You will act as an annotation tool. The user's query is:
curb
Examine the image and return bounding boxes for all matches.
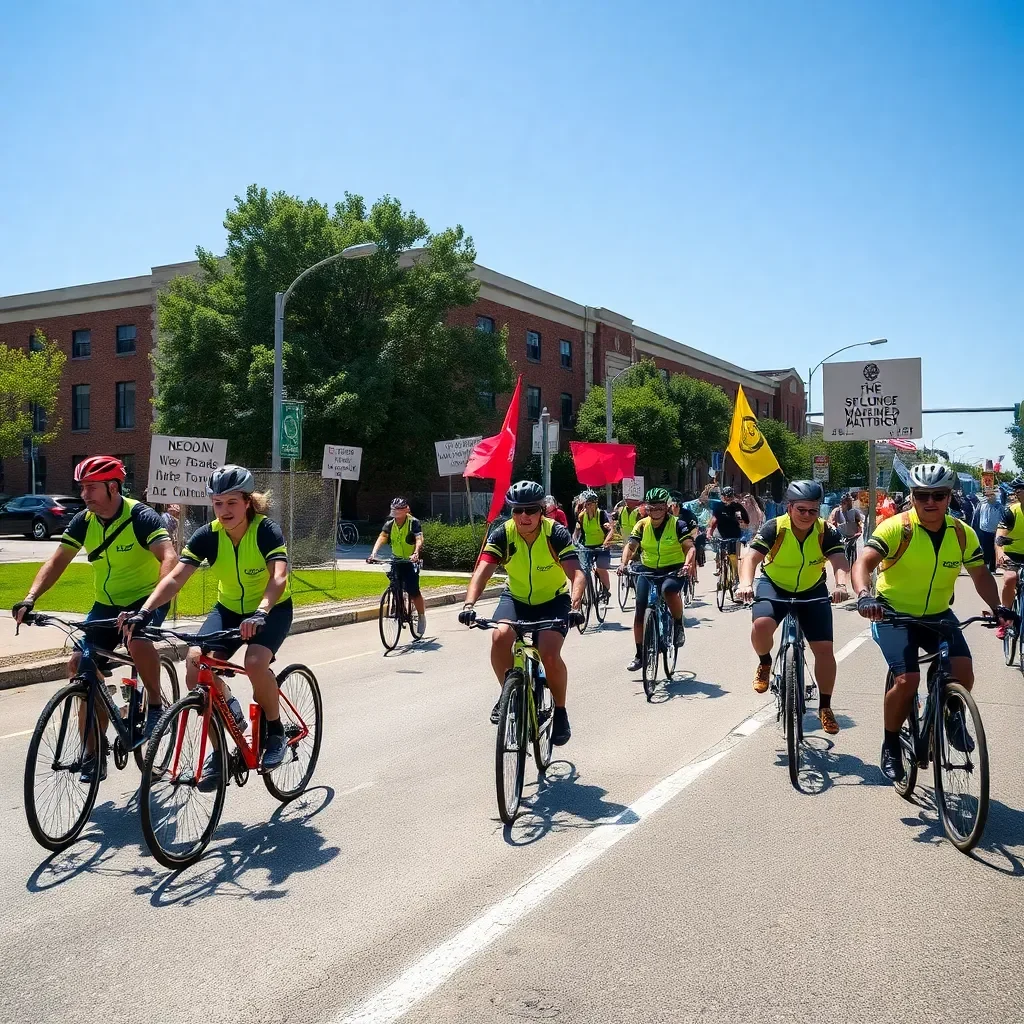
[0,584,499,691]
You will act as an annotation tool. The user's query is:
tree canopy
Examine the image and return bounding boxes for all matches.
[0,331,65,460]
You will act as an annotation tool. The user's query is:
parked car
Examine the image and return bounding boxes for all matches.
[0,494,86,539]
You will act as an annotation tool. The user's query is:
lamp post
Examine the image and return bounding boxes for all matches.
[605,361,636,508]
[951,444,974,461]
[805,338,888,433]
[928,430,962,456]
[271,242,379,471]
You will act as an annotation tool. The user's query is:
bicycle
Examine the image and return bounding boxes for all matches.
[18,612,179,852]
[694,528,707,568]
[616,559,635,612]
[337,519,360,550]
[630,566,685,701]
[998,564,1024,674]
[470,617,560,824]
[882,612,995,852]
[575,545,609,632]
[138,625,322,868]
[679,563,695,607]
[843,535,860,566]
[716,541,738,612]
[369,557,423,651]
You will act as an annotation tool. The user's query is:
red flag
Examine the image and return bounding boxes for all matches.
[464,376,523,521]
[569,442,636,486]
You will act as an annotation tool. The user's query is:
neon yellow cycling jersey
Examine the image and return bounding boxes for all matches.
[998,502,1024,556]
[630,515,689,569]
[483,517,576,605]
[578,510,608,546]
[752,514,844,593]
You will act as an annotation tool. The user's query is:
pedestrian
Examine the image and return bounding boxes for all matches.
[972,489,1004,572]
[544,494,568,527]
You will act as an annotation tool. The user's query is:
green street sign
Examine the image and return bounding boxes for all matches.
[278,401,304,460]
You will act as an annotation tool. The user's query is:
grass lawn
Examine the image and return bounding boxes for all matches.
[1,563,470,617]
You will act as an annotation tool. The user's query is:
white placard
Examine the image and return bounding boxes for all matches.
[147,434,228,507]
[822,357,922,442]
[531,422,559,455]
[812,454,829,483]
[321,444,362,481]
[434,436,483,477]
[622,476,645,501]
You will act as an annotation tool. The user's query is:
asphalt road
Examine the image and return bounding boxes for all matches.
[1,571,1021,1024]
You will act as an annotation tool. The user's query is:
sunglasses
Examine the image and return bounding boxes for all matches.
[912,490,951,503]
[791,504,820,516]
[511,505,542,516]
[647,502,668,511]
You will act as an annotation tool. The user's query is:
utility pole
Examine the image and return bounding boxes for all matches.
[540,407,551,494]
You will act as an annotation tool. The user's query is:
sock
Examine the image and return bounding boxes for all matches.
[674,616,683,627]
[883,728,900,750]
[758,653,772,667]
[266,717,284,737]
[635,643,643,657]
[819,692,832,710]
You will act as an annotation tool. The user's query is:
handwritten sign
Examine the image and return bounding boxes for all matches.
[434,436,483,477]
[823,358,922,442]
[147,434,228,507]
[321,444,362,481]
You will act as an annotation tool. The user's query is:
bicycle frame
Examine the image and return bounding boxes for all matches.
[630,568,678,646]
[773,610,809,724]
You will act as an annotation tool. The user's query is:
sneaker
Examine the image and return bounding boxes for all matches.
[627,655,643,672]
[753,663,771,694]
[880,743,905,783]
[490,700,501,725]
[261,731,291,771]
[819,707,840,735]
[551,707,571,746]
[600,589,611,605]
[197,752,222,793]
[79,752,107,784]
[944,706,975,754]
[674,621,685,647]
[415,615,426,638]
[226,695,247,732]
[144,706,164,740]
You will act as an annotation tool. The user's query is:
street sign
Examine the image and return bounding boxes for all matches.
[532,421,559,456]
[711,451,723,471]
[812,454,829,483]
[981,472,995,491]
[622,476,645,501]
[147,434,228,506]
[321,444,362,481]
[822,358,922,442]
[22,437,34,463]
[434,436,483,477]
[278,401,304,460]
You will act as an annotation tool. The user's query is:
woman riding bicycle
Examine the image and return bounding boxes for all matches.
[368,497,427,638]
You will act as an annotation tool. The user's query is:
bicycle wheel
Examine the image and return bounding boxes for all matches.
[263,664,323,801]
[885,674,920,799]
[617,571,632,612]
[141,693,227,869]
[338,521,359,550]
[642,608,660,701]
[784,647,804,788]
[532,672,554,772]
[932,682,989,852]
[495,671,527,824]
[133,655,181,771]
[378,587,402,650]
[576,584,591,634]
[593,573,608,624]
[1004,620,1018,668]
[716,574,726,612]
[662,611,678,680]
[24,681,102,851]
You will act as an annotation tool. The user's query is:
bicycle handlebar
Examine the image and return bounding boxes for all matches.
[471,617,567,634]
[880,612,999,634]
[138,625,244,647]
[17,611,121,635]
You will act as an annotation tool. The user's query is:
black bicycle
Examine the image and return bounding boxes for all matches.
[18,612,179,852]
[694,528,707,568]
[679,564,695,607]
[337,519,360,550]
[574,545,609,632]
[998,562,1024,674]
[883,612,995,852]
[471,618,559,824]
[715,540,738,612]
[617,558,635,611]
[629,566,685,701]
[369,557,422,651]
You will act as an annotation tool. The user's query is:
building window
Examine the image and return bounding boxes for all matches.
[526,385,541,421]
[28,332,44,353]
[764,400,771,418]
[476,315,495,334]
[31,403,47,432]
[753,398,759,417]
[72,385,90,431]
[72,329,91,358]
[115,381,136,429]
[33,455,46,493]
[526,330,541,363]
[116,324,137,355]
[659,368,669,384]
[71,454,86,480]
[478,390,496,410]
[560,393,573,428]
[117,454,136,494]
[559,339,572,369]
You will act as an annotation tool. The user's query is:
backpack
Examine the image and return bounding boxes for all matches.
[880,512,966,571]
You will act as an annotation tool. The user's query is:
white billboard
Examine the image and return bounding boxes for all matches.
[147,434,228,507]
[822,357,922,442]
[321,444,362,481]
[434,436,483,477]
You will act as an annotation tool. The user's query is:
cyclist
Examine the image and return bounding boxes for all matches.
[12,456,175,781]
[459,481,585,745]
[736,480,851,735]
[828,492,865,565]
[615,498,643,543]
[682,485,714,568]
[124,465,294,782]
[368,497,426,638]
[852,463,1011,782]
[995,477,1024,639]
[572,491,613,604]
[708,485,748,580]
[618,487,697,672]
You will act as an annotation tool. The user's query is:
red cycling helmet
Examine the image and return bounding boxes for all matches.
[74,455,126,483]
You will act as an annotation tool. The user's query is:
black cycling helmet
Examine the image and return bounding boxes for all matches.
[1009,477,1024,491]
[505,480,545,507]
[721,485,734,497]
[390,496,410,510]
[785,480,824,503]
[645,487,671,504]
[208,464,255,496]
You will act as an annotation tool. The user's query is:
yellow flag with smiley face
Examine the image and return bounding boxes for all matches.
[727,386,781,483]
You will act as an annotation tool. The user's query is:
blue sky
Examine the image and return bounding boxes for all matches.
[2,1,1021,468]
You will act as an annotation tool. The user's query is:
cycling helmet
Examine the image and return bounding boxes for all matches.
[721,486,734,497]
[207,464,255,496]
[582,490,598,503]
[505,480,545,506]
[390,497,410,510]
[74,455,126,484]
[645,487,671,504]
[785,480,824,503]
[1009,477,1024,491]
[907,462,957,491]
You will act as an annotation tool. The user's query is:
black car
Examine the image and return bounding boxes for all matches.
[0,494,86,539]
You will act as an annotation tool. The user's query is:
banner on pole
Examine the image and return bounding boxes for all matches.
[435,436,483,477]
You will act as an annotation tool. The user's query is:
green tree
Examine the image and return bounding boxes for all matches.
[0,331,65,459]
[155,186,514,488]
[667,374,732,473]
[801,434,869,490]
[1006,423,1024,475]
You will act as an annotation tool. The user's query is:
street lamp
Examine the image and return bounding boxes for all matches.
[271,242,380,470]
[604,361,637,507]
[951,444,974,460]
[805,338,887,431]
[929,430,963,455]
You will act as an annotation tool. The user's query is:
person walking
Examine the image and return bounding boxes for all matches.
[973,489,1004,573]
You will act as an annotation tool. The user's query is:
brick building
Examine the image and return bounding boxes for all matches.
[0,257,804,506]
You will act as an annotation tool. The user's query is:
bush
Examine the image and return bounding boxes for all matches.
[422,519,487,571]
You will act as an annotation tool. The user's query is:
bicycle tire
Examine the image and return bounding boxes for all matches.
[576,584,591,634]
[662,619,678,679]
[141,692,227,869]
[532,671,554,772]
[495,671,527,824]
[1004,621,1018,668]
[593,572,608,624]
[378,587,402,650]
[617,572,632,612]
[932,682,989,852]
[784,647,803,789]
[716,574,726,612]
[885,674,920,800]
[24,681,101,851]
[338,521,360,550]
[133,655,181,771]
[642,608,660,701]
[263,664,323,801]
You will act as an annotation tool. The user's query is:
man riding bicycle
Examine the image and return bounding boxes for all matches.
[12,455,176,781]
[995,477,1024,640]
[852,463,1011,782]
[708,485,749,580]
[736,480,851,735]
[618,487,697,672]
[368,497,426,638]
[828,491,865,565]
[572,491,613,604]
[460,481,585,746]
[125,465,295,784]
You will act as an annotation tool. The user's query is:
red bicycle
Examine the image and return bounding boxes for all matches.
[138,626,322,868]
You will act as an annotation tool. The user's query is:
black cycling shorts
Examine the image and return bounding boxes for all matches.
[750,578,833,643]
[197,599,294,658]
[83,598,169,670]
[492,592,571,638]
[634,569,684,615]
[390,561,421,599]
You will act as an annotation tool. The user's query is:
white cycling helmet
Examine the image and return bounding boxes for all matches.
[908,462,957,490]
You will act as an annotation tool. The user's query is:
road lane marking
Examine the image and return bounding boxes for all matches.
[0,729,32,741]
[338,782,374,797]
[309,651,374,669]
[835,629,871,662]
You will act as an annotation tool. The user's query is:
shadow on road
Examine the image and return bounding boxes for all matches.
[384,638,443,658]
[502,761,636,847]
[773,715,891,796]
[649,670,727,704]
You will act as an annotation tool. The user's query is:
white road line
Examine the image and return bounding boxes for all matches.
[338,781,374,798]
[335,710,771,1024]
[0,729,32,741]
[835,629,872,663]
[309,651,374,669]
